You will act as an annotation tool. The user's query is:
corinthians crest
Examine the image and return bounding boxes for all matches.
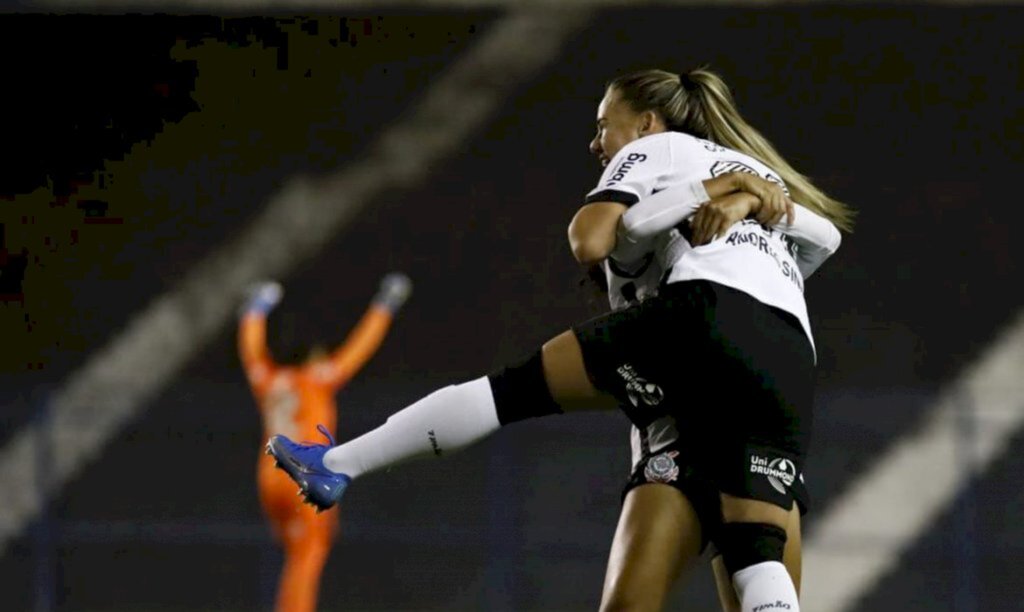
[644,450,681,484]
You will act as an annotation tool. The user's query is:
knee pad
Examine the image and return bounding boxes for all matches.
[714,522,787,576]
[488,350,563,425]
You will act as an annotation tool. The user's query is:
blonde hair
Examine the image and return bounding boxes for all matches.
[608,67,856,233]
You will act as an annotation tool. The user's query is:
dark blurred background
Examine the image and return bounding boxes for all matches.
[1,5,1021,611]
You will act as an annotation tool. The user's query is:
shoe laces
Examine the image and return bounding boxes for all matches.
[316,423,336,446]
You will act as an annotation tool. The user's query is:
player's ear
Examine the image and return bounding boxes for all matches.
[638,110,658,136]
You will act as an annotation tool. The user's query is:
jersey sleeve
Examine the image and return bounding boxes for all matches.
[585,134,675,206]
[774,204,842,278]
[620,180,710,241]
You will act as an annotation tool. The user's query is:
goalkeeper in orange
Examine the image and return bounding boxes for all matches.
[238,273,412,612]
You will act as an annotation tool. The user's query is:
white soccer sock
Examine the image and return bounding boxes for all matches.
[732,561,800,612]
[322,376,501,479]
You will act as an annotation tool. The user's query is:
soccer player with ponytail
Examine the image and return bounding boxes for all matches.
[581,67,851,612]
[266,67,853,612]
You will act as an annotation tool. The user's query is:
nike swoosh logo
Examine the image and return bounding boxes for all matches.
[287,455,316,474]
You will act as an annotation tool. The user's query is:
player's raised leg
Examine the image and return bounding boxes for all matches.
[266,329,619,510]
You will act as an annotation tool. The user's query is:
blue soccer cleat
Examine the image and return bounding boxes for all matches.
[266,424,351,513]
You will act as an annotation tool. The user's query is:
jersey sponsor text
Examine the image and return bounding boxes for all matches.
[605,152,648,186]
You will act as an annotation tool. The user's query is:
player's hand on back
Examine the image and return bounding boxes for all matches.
[731,172,795,227]
[690,192,760,246]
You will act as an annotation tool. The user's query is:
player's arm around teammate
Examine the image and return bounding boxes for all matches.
[569,168,838,270]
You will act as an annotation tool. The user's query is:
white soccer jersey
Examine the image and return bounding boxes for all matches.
[586,132,825,352]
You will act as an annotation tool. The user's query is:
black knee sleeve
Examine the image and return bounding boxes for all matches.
[488,350,563,425]
[714,522,787,576]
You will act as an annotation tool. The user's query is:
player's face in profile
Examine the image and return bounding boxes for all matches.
[589,87,644,168]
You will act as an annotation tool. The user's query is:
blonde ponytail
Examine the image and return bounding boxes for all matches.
[609,67,856,232]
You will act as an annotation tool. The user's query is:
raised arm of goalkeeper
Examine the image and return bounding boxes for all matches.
[238,273,413,392]
[321,272,413,389]
[239,281,284,395]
